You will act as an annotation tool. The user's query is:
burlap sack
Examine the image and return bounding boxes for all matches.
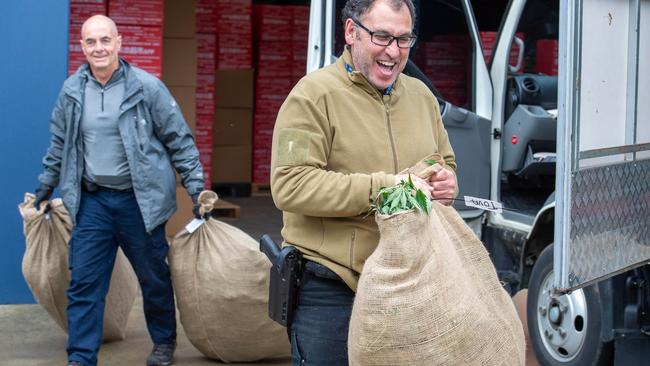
[169,191,290,362]
[19,193,138,342]
[348,157,526,366]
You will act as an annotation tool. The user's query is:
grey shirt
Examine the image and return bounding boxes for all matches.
[81,67,132,189]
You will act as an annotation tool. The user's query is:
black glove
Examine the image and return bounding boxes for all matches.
[34,184,54,211]
[191,193,211,220]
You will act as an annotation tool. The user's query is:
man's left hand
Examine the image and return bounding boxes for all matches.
[191,193,211,220]
[429,168,456,206]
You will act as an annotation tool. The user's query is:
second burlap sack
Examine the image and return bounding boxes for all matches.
[348,157,525,366]
[169,191,290,362]
[18,193,138,342]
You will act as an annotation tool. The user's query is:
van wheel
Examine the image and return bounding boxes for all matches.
[527,244,612,365]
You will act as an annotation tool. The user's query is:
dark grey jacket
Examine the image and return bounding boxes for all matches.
[39,59,204,232]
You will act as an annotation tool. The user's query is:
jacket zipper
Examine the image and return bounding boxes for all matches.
[349,229,356,268]
[384,97,398,173]
[101,87,105,112]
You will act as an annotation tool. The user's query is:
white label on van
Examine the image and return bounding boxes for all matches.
[464,196,503,213]
[185,218,204,233]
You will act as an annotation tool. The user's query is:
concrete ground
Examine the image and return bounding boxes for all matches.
[0,196,288,366]
[1,196,538,365]
[0,297,291,366]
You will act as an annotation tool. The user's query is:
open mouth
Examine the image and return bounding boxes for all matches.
[376,60,396,75]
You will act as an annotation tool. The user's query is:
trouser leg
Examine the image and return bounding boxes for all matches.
[113,191,176,345]
[290,270,355,366]
[66,191,118,366]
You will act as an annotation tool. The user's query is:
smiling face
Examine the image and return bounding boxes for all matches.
[80,15,122,75]
[345,0,413,92]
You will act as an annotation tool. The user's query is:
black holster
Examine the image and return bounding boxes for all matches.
[259,234,303,328]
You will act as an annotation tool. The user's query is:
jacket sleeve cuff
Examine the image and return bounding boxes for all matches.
[369,172,395,202]
[185,183,204,196]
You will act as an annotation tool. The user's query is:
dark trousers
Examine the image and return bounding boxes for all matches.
[66,190,176,366]
[290,262,355,366]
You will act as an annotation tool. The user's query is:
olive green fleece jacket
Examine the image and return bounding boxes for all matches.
[270,48,456,291]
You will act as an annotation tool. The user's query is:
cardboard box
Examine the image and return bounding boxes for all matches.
[214,108,253,145]
[162,38,197,86]
[211,145,252,183]
[109,0,164,26]
[168,86,196,132]
[291,5,310,42]
[253,4,292,42]
[70,0,107,24]
[166,184,194,237]
[217,47,253,69]
[119,25,163,78]
[214,69,254,108]
[195,0,219,33]
[163,0,196,38]
[197,34,216,74]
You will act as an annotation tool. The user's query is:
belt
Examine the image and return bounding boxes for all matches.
[82,180,133,193]
[303,260,343,282]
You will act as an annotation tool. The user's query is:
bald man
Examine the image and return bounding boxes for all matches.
[34,15,204,366]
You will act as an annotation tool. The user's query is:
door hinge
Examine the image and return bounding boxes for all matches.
[493,128,502,139]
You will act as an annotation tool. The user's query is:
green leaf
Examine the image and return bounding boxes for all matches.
[425,159,437,166]
[407,193,419,208]
[415,189,431,215]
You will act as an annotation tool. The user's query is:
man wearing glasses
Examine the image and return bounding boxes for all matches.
[271,0,457,364]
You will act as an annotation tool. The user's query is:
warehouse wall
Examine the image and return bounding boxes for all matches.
[0,1,69,303]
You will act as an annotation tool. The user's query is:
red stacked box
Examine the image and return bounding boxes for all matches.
[200,1,253,187]
[535,39,558,75]
[291,5,310,84]
[217,0,253,69]
[480,31,525,72]
[195,0,219,34]
[108,0,164,27]
[292,41,308,84]
[197,33,216,75]
[195,0,218,181]
[108,0,163,78]
[292,5,310,42]
[68,0,108,75]
[253,38,293,184]
[418,35,469,107]
[70,0,106,24]
[253,4,292,42]
[68,24,87,75]
[196,73,215,116]
[256,41,292,78]
[252,126,273,184]
[119,25,163,78]
[254,77,292,129]
[195,114,214,188]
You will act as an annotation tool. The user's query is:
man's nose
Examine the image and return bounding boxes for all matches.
[384,40,400,58]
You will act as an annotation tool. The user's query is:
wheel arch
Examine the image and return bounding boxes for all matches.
[520,203,555,289]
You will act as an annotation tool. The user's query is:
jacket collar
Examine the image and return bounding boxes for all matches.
[337,46,403,100]
[64,58,143,105]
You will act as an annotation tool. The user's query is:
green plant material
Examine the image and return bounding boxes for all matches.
[425,159,438,166]
[371,175,432,215]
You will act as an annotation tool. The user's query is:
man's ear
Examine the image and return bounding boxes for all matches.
[116,34,122,51]
[344,18,356,46]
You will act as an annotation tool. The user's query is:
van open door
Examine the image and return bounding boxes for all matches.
[555,0,650,293]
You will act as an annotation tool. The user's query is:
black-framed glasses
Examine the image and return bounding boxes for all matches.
[351,17,416,49]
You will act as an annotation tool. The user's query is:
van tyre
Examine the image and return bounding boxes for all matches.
[527,244,612,366]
